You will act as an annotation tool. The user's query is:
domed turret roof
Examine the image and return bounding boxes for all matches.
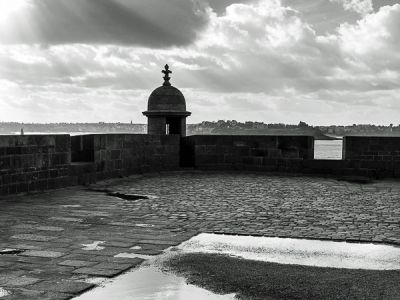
[147,85,186,111]
[143,65,191,117]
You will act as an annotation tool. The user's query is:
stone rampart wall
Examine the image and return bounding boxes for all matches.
[343,136,400,177]
[0,135,71,195]
[71,134,180,182]
[181,135,314,171]
[3,134,400,196]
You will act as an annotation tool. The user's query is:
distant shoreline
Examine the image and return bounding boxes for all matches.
[1,121,399,139]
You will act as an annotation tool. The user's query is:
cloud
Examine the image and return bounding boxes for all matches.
[337,4,400,55]
[330,0,373,15]
[187,0,345,94]
[0,0,209,47]
[1,0,400,125]
[282,0,361,35]
[324,3,400,93]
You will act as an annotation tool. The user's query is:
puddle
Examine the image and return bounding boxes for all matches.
[0,288,10,297]
[74,234,400,300]
[61,205,82,208]
[89,189,150,201]
[108,192,148,201]
[73,265,235,300]
[82,241,105,251]
[0,248,25,255]
[178,234,400,270]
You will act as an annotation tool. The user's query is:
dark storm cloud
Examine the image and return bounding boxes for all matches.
[206,0,253,14]
[374,0,400,9]
[1,0,209,47]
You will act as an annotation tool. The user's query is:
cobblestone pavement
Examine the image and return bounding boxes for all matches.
[0,171,400,299]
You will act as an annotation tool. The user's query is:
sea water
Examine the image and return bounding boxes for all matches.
[314,139,343,160]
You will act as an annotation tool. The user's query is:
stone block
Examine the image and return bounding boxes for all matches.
[16,183,29,193]
[92,262,133,270]
[72,267,126,278]
[20,250,64,258]
[11,235,56,242]
[36,226,64,232]
[3,276,41,287]
[30,280,94,294]
[58,260,96,267]
[110,150,121,160]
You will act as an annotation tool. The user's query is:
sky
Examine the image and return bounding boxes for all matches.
[0,0,399,125]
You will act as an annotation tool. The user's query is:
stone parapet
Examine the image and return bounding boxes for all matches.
[0,135,71,195]
[3,134,400,196]
[181,135,314,170]
[71,134,180,181]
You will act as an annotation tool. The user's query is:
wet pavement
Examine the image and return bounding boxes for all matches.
[72,232,400,299]
[0,171,400,299]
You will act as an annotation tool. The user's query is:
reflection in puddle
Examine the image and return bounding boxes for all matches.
[179,234,400,270]
[73,266,235,300]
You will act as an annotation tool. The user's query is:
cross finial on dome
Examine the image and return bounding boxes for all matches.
[162,64,172,86]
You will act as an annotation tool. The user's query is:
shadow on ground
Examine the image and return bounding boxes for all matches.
[164,253,400,300]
